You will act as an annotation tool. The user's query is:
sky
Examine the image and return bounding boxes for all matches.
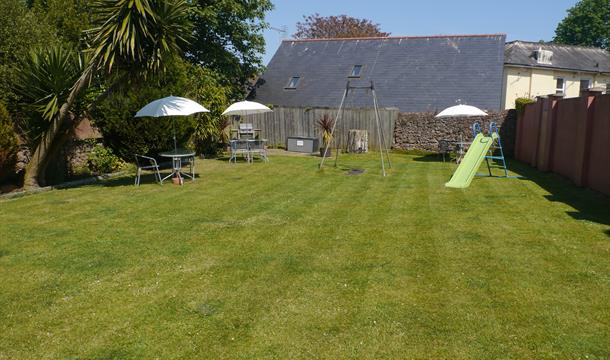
[261,0,578,65]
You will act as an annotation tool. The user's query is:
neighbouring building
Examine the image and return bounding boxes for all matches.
[502,41,610,109]
[251,35,610,112]
[250,34,507,113]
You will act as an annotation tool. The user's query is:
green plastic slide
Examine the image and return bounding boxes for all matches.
[445,133,498,189]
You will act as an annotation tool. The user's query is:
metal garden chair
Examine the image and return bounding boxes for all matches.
[229,140,250,163]
[438,140,451,162]
[183,155,196,180]
[238,123,254,139]
[134,154,162,186]
[247,139,269,163]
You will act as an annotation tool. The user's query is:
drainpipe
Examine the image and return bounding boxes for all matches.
[527,68,534,98]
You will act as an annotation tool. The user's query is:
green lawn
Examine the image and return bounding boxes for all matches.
[1,153,609,359]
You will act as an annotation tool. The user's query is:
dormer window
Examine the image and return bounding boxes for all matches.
[349,65,363,78]
[534,48,553,65]
[285,76,300,89]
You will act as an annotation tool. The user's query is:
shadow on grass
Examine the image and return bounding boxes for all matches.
[412,153,450,163]
[89,172,201,188]
[509,160,610,233]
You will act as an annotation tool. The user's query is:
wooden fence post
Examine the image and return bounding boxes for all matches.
[576,90,603,187]
[536,95,561,171]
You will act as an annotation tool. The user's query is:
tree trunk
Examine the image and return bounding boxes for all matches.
[23,67,93,189]
[347,129,368,153]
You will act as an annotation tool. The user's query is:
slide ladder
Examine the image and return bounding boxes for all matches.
[445,122,509,189]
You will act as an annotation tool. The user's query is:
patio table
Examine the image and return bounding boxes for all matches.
[229,139,268,163]
[159,149,196,185]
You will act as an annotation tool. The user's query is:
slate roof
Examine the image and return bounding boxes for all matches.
[505,41,610,74]
[250,34,507,112]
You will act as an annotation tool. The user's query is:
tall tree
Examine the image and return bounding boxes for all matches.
[30,0,93,48]
[294,14,390,39]
[187,0,273,96]
[21,0,193,188]
[554,0,610,50]
[0,0,59,105]
[14,46,85,144]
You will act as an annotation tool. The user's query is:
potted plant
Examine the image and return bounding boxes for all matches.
[317,115,334,157]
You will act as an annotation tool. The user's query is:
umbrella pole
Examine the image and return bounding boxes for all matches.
[173,118,177,152]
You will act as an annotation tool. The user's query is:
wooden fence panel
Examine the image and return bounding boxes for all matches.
[246,106,398,150]
[586,95,610,196]
[515,93,610,196]
[550,97,585,182]
[515,101,542,166]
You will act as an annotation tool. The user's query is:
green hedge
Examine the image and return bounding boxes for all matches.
[515,97,535,115]
[92,59,231,160]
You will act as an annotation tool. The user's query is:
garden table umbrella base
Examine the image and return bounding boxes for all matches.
[159,149,196,185]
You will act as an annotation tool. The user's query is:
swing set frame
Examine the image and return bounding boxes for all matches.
[319,81,392,176]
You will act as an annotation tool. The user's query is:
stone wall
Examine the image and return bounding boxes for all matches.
[42,139,100,185]
[63,139,99,177]
[393,110,517,156]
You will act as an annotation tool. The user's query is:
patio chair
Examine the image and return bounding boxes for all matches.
[229,140,250,163]
[438,140,451,162]
[134,154,162,186]
[248,139,269,163]
[183,155,196,180]
[239,123,255,139]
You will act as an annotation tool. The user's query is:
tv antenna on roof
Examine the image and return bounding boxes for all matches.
[269,25,288,39]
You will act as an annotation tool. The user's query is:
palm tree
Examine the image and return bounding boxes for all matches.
[15,46,85,143]
[22,0,192,188]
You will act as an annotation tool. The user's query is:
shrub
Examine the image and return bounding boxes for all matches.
[515,97,535,115]
[0,102,19,182]
[87,145,123,175]
[92,59,231,160]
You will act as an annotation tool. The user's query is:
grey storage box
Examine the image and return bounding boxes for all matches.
[286,136,319,153]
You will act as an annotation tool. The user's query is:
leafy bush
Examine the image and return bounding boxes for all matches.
[87,145,123,175]
[515,97,535,115]
[92,58,231,160]
[0,102,19,182]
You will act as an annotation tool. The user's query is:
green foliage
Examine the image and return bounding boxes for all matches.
[3,0,272,186]
[515,97,536,115]
[15,46,85,122]
[87,144,124,175]
[0,102,19,181]
[554,0,610,50]
[92,58,230,160]
[0,0,59,105]
[188,0,273,96]
[30,0,92,48]
[188,65,231,156]
[90,0,193,75]
[12,46,85,147]
[92,92,197,161]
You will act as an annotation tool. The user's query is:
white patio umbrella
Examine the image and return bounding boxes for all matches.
[135,96,209,151]
[435,104,487,118]
[222,100,272,116]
